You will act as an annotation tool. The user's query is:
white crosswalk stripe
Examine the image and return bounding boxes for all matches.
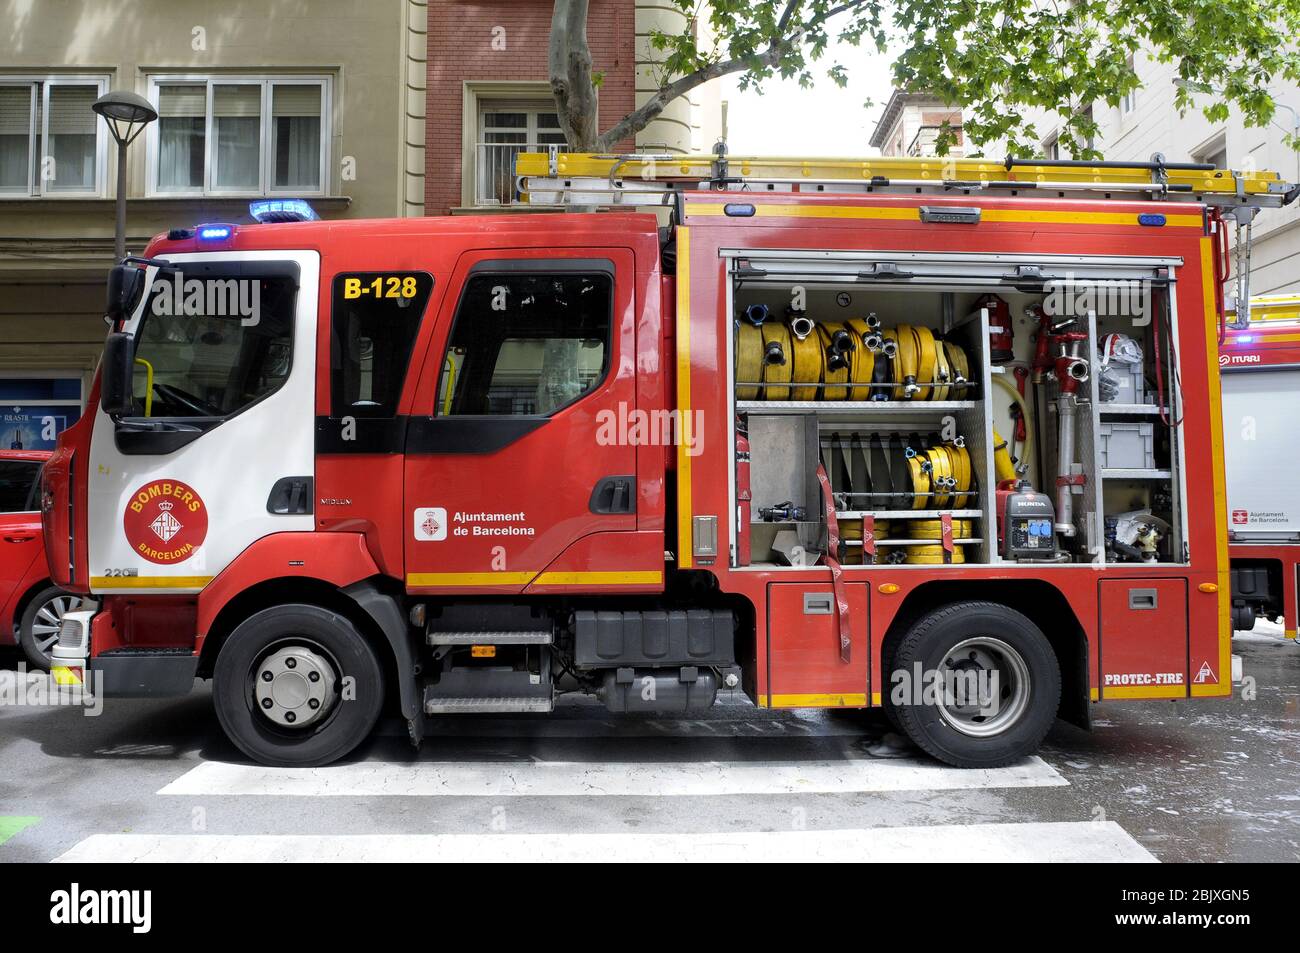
[51,702,1159,863]
[157,754,1067,798]
[53,822,1156,863]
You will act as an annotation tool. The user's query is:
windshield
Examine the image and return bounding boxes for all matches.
[129,264,299,419]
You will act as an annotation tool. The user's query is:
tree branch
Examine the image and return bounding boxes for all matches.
[594,0,872,151]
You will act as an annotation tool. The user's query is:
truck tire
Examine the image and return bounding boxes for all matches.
[888,601,1060,768]
[18,585,76,671]
[213,604,384,767]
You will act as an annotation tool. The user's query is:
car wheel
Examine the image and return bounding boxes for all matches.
[889,601,1061,768]
[213,604,385,767]
[19,586,78,671]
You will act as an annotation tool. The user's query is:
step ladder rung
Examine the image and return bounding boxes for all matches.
[423,695,554,714]
[426,630,553,646]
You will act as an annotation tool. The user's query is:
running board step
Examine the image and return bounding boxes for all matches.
[426,630,553,646]
[423,694,554,714]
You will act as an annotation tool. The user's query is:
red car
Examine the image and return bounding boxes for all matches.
[0,449,75,669]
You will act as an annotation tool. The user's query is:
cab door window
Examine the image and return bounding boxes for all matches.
[329,272,434,418]
[436,267,612,417]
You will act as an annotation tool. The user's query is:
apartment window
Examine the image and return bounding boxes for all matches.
[1194,136,1228,171]
[1043,135,1060,161]
[149,76,330,196]
[1120,56,1137,115]
[476,102,567,206]
[0,77,108,197]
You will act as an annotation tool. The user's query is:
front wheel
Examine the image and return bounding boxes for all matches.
[212,604,384,767]
[888,601,1060,768]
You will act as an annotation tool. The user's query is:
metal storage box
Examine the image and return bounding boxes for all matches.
[1098,421,1156,470]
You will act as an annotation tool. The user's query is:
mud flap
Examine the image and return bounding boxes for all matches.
[343,580,425,746]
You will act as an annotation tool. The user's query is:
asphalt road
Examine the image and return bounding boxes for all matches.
[1,623,1296,863]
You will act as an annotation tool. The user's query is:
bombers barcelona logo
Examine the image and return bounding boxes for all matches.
[123,479,209,565]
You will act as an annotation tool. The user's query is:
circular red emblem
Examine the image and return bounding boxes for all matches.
[123,479,209,565]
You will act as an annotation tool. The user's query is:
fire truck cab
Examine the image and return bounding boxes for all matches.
[41,154,1292,767]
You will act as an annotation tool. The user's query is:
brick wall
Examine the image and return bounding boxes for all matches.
[426,0,636,214]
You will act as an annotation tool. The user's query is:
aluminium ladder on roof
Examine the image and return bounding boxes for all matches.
[515,148,1297,210]
[516,147,1300,326]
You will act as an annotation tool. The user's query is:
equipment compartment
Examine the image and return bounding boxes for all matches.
[728,251,1190,569]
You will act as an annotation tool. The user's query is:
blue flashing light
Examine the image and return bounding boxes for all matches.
[1238,335,1254,343]
[1137,213,1167,227]
[249,199,321,223]
[723,203,756,217]
[197,224,234,241]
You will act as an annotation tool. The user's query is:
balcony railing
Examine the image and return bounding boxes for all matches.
[476,142,566,207]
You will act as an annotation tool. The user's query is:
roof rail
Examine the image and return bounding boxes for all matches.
[516,146,1296,211]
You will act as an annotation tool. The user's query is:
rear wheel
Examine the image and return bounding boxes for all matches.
[19,586,77,671]
[213,604,384,767]
[888,601,1060,768]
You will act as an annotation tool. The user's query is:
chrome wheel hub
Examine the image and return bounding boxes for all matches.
[254,644,337,729]
[936,636,1031,738]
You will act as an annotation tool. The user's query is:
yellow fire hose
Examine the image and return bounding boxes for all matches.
[991,372,1034,477]
[819,323,852,399]
[736,321,763,399]
[761,322,793,400]
[788,318,823,400]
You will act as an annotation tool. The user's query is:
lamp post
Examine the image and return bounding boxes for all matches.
[91,91,157,262]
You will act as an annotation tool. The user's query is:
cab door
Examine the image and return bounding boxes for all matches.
[404,250,659,595]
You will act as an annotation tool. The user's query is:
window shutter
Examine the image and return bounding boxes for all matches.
[47,85,97,135]
[213,85,261,118]
[158,85,206,118]
[272,84,321,118]
[0,85,33,136]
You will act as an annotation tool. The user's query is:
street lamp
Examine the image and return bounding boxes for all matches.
[92,91,157,262]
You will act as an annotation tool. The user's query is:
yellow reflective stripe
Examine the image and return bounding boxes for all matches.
[689,203,1202,228]
[870,691,881,706]
[1202,238,1232,687]
[676,226,694,568]
[768,692,869,708]
[91,576,213,590]
[1090,687,1100,701]
[407,572,537,587]
[533,571,662,586]
[1191,683,1231,697]
[1103,685,1188,700]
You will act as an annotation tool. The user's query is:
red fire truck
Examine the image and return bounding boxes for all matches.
[1221,295,1300,640]
[42,154,1292,767]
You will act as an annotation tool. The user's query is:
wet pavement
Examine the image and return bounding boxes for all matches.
[0,623,1296,862]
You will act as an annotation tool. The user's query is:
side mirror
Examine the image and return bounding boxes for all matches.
[105,265,146,326]
[100,332,135,417]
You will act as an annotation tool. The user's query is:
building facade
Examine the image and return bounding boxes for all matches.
[425,0,720,215]
[0,0,425,448]
[1030,53,1300,296]
[869,91,965,158]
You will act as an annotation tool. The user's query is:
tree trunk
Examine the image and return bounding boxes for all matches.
[549,0,600,151]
